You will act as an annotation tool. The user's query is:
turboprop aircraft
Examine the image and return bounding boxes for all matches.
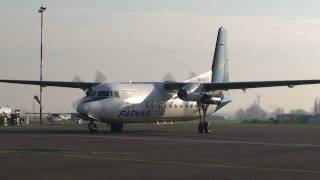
[1,27,320,133]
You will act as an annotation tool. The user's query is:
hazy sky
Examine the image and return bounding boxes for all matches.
[1,0,320,114]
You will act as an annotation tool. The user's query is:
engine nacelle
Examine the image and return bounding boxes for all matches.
[177,89,223,104]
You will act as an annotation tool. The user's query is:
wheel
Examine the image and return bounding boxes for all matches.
[89,128,94,134]
[198,122,204,133]
[118,123,123,132]
[88,122,97,134]
[203,121,210,133]
[110,123,124,132]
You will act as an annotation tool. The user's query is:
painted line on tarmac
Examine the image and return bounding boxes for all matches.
[59,153,320,174]
[51,134,320,148]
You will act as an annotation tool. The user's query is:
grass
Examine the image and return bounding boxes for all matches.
[28,119,86,126]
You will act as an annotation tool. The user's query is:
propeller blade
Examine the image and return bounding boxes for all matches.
[95,70,107,83]
[71,96,85,111]
[162,72,175,82]
[72,75,83,82]
[188,71,198,79]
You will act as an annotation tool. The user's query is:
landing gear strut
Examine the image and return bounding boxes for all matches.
[88,120,97,134]
[110,123,124,132]
[197,103,210,133]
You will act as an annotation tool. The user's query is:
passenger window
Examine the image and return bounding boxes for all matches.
[113,91,120,98]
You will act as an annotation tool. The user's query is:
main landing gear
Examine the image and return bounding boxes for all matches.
[197,103,210,133]
[88,120,97,134]
[110,123,124,132]
[88,120,124,133]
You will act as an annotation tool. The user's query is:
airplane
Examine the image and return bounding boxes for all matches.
[1,27,320,134]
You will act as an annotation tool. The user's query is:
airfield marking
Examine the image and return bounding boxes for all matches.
[1,147,319,174]
[2,132,320,148]
[51,134,320,148]
[58,154,320,174]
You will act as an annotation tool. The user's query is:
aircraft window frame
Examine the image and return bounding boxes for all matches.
[113,91,120,98]
[88,91,97,97]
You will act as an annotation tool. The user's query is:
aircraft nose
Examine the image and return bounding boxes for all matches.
[77,103,89,115]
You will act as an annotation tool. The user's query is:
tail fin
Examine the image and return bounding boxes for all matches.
[211,27,229,83]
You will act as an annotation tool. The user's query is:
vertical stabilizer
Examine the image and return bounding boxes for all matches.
[212,27,229,83]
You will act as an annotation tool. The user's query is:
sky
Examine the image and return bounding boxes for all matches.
[1,0,320,114]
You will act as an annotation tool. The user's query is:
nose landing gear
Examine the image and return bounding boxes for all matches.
[88,120,97,134]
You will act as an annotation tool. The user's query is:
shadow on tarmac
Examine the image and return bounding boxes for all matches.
[0,126,169,135]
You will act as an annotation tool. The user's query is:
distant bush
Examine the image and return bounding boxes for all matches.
[240,119,263,124]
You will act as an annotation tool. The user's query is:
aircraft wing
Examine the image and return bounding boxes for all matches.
[1,79,320,91]
[164,79,320,91]
[0,79,99,90]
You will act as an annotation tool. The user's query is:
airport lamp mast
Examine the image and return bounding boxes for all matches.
[38,5,46,124]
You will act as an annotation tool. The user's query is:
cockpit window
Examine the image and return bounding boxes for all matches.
[88,91,97,97]
[88,90,120,98]
[97,91,110,97]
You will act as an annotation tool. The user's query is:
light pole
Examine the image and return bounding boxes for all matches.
[32,97,35,119]
[38,5,46,124]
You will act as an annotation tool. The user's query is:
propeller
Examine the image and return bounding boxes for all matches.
[162,72,175,82]
[72,70,107,83]
[72,75,83,82]
[70,70,107,111]
[71,97,83,111]
[95,70,107,83]
[188,71,198,79]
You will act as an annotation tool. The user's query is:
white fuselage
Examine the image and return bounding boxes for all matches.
[77,83,220,123]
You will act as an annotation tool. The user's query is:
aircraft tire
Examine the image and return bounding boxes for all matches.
[89,128,94,134]
[118,123,124,132]
[88,122,97,134]
[198,122,204,133]
[110,123,124,132]
[203,122,210,133]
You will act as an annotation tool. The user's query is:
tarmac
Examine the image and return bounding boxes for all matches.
[1,123,320,180]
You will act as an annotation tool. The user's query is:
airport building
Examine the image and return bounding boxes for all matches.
[0,106,26,126]
[277,113,320,124]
